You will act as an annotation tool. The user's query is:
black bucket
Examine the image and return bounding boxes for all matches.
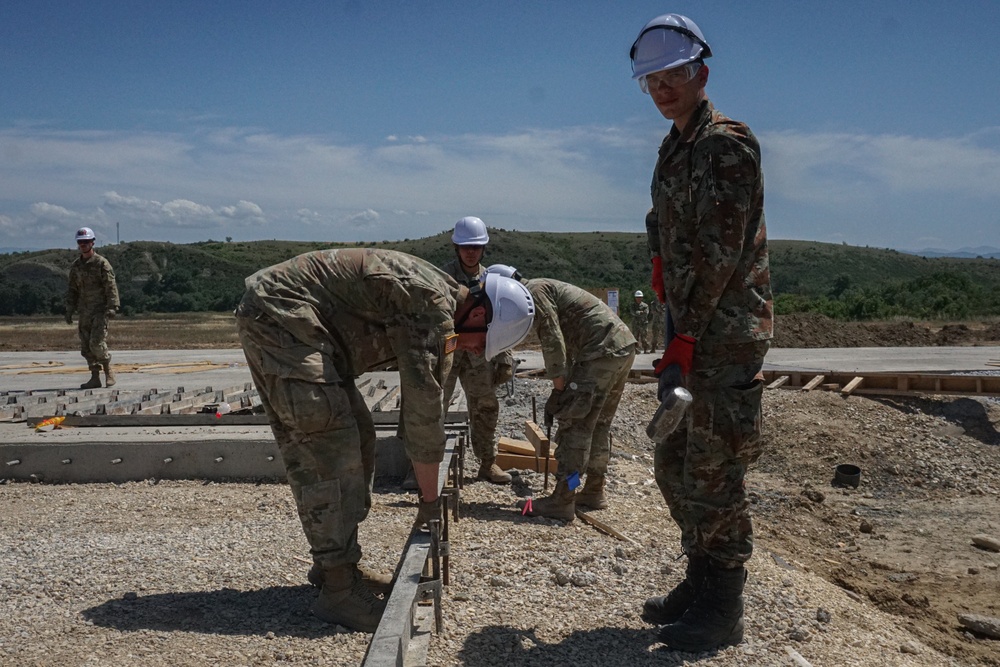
[833,463,861,488]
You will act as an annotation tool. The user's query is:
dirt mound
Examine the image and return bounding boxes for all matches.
[774,313,1000,348]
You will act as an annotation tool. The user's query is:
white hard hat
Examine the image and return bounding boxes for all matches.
[630,14,712,81]
[483,273,534,360]
[634,290,644,298]
[75,227,96,242]
[485,263,522,281]
[452,216,490,246]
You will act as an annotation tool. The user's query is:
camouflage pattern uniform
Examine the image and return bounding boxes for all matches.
[648,298,665,353]
[629,298,651,353]
[646,99,773,568]
[65,252,119,371]
[526,278,637,479]
[235,248,462,569]
[439,258,514,463]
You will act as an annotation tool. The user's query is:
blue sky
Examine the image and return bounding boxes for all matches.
[2,0,998,252]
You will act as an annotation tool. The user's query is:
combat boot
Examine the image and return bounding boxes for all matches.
[642,554,708,625]
[574,474,608,510]
[102,361,116,387]
[311,564,387,632]
[516,478,576,521]
[308,562,394,595]
[658,562,746,651]
[477,458,512,484]
[81,366,102,389]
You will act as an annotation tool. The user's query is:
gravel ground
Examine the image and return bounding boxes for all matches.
[3,376,997,666]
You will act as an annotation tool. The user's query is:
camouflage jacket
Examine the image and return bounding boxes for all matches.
[66,252,119,314]
[440,258,513,369]
[525,278,636,379]
[645,99,773,354]
[244,248,466,460]
[648,298,665,332]
[630,300,650,327]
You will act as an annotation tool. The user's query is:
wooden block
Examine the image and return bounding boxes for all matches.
[496,452,556,474]
[841,376,864,396]
[525,420,550,453]
[802,375,826,391]
[498,436,535,456]
[766,375,789,390]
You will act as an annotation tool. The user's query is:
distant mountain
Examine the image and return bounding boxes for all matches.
[903,246,1000,259]
[5,235,1000,318]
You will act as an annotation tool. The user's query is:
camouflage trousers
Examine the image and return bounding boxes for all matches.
[553,347,636,479]
[442,349,499,461]
[78,307,111,368]
[630,322,649,354]
[649,315,663,352]
[654,343,768,568]
[237,310,374,570]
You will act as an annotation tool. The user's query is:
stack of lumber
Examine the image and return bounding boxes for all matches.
[494,420,556,473]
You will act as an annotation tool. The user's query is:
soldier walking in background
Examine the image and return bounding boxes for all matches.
[631,13,773,652]
[487,265,636,521]
[65,227,119,389]
[648,296,665,353]
[438,217,516,484]
[630,290,651,353]
[235,248,533,632]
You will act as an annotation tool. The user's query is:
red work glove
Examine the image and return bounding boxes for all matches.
[654,333,696,378]
[650,256,666,304]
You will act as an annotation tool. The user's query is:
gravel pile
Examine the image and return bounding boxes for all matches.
[3,376,991,666]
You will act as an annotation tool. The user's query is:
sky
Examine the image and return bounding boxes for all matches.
[2,0,999,253]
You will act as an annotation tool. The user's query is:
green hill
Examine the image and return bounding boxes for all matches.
[3,233,1000,320]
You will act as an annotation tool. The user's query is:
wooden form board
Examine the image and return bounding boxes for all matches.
[761,370,1000,398]
[495,452,556,474]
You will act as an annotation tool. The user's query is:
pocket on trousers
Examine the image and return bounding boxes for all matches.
[557,381,596,420]
[272,380,351,435]
[713,379,764,464]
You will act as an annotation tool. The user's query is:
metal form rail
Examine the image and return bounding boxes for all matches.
[362,430,464,667]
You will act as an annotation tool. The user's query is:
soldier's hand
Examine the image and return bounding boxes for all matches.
[105,309,117,319]
[64,313,73,325]
[492,362,513,386]
[415,497,442,527]
[544,388,564,425]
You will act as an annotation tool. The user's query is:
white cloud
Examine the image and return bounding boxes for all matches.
[1,122,998,250]
[344,208,380,228]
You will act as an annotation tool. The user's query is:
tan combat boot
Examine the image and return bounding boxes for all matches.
[308,562,394,595]
[311,564,387,632]
[517,478,576,521]
[575,474,608,510]
[81,366,102,389]
[477,458,512,485]
[102,361,116,387]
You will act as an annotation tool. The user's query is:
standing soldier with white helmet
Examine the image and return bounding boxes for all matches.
[235,248,534,632]
[437,217,516,484]
[65,227,120,389]
[629,290,650,353]
[631,13,773,652]
[648,296,665,353]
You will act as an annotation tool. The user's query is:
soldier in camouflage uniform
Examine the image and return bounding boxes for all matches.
[439,217,515,484]
[65,227,120,389]
[648,296,665,353]
[631,14,773,651]
[629,290,651,353]
[235,248,533,633]
[487,267,636,521]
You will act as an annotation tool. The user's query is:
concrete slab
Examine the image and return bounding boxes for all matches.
[6,346,995,397]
